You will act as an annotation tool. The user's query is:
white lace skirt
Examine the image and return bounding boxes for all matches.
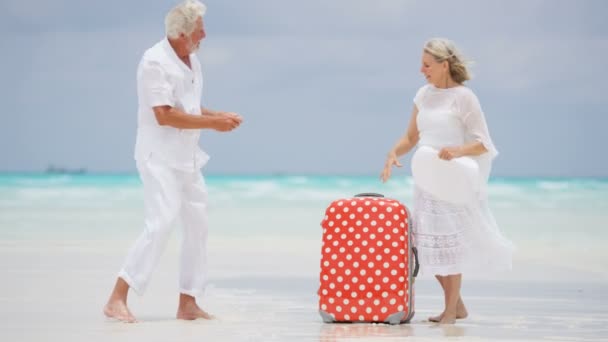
[412,186,513,276]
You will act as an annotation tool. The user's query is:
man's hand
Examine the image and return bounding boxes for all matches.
[213,114,242,132]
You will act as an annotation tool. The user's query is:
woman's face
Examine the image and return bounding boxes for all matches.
[420,52,448,87]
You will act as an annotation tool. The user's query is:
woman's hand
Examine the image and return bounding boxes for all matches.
[437,146,464,160]
[380,153,402,183]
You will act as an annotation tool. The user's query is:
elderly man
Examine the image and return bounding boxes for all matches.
[103,0,242,322]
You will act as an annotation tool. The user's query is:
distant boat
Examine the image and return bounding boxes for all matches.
[45,165,87,175]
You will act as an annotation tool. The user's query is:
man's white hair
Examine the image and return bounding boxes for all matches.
[165,0,207,39]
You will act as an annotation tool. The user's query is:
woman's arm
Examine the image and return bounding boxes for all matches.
[381,106,420,182]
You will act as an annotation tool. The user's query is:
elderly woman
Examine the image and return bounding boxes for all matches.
[381,38,513,324]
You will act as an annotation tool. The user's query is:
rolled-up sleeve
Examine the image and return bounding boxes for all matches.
[139,60,175,107]
[462,91,498,159]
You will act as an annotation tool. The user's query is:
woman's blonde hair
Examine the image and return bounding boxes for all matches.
[424,38,471,84]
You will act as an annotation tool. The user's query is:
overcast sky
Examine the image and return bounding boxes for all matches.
[1,0,606,177]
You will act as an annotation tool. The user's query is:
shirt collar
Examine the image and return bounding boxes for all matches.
[161,37,193,73]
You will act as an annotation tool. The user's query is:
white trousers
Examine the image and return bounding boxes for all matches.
[118,156,209,297]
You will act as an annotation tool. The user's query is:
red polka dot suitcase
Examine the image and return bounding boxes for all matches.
[318,193,419,324]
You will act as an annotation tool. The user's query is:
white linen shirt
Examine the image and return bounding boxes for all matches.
[134,37,209,171]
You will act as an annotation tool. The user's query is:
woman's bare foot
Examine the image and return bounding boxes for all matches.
[429,300,468,322]
[438,311,457,324]
[176,294,214,320]
[103,300,137,323]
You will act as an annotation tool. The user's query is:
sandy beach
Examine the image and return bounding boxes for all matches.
[1,237,607,342]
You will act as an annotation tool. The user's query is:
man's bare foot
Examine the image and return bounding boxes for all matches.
[177,295,214,320]
[429,301,468,322]
[103,300,137,323]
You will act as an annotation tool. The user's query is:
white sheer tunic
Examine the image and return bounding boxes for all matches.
[411,84,513,276]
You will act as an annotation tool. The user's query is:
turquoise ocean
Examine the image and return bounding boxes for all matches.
[1,173,608,281]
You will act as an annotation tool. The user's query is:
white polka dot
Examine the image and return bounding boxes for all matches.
[383,262,390,268]
[323,261,329,267]
[337,276,343,282]
[328,221,334,227]
[355,234,361,239]
[398,305,404,311]
[366,307,372,313]
[390,298,397,305]
[400,249,405,254]
[360,269,366,276]
[372,207,378,212]
[353,262,360,268]
[379,214,385,220]
[351,292,358,298]
[400,236,405,241]
[352,277,359,283]
[327,234,333,240]
[399,262,406,268]
[390,284,397,290]
[364,214,370,219]
[384,248,391,254]
[336,214,342,219]
[343,298,350,305]
[369,247,376,253]
[377,241,383,247]
[367,262,374,268]
[398,290,405,296]
[322,289,328,295]
[329,298,335,304]
[392,256,398,262]
[361,255,367,261]
[391,269,398,276]
[338,201,344,206]
[333,241,339,247]
[344,314,350,320]
[374,285,381,291]
[321,304,327,310]
[354,247,361,253]
[382,292,389,298]
[385,234,391,240]
[345,269,351,275]
[359,315,365,321]
[371,221,377,226]
[370,234,376,240]
[351,201,357,206]
[330,268,336,275]
[329,283,336,289]
[356,220,362,226]
[367,292,373,298]
[399,277,405,282]
[359,284,366,291]
[392,242,399,247]
[351,307,357,313]
[386,221,392,227]
[375,255,382,261]
[373,315,379,321]
[342,221,348,226]
[347,240,354,246]
[381,307,388,313]
[346,254,353,260]
[336,306,342,312]
[323,275,329,281]
[365,201,371,206]
[400,223,405,228]
[338,261,344,268]
[387,207,393,212]
[339,247,345,253]
[363,227,369,233]
[337,291,342,297]
[330,208,336,213]
[367,277,374,283]
[362,240,369,246]
[375,270,382,276]
[331,254,338,260]
[374,299,380,306]
[383,277,389,283]
[343,207,350,213]
[344,284,351,290]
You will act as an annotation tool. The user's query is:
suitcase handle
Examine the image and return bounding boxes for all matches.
[412,247,420,277]
[354,193,384,197]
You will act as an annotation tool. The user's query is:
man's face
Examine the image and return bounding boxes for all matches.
[185,17,206,53]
